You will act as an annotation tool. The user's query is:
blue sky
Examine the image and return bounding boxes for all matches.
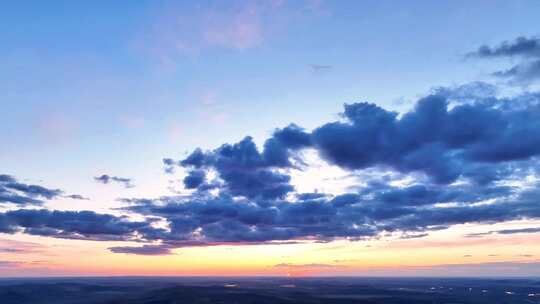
[2,1,540,276]
[3,1,540,187]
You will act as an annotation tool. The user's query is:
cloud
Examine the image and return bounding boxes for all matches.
[162,158,177,174]
[4,82,540,253]
[0,209,158,241]
[140,0,331,69]
[310,96,539,183]
[467,227,540,237]
[494,60,540,82]
[467,36,540,59]
[201,3,263,50]
[0,261,24,268]
[99,84,539,249]
[34,113,79,143]
[178,136,298,199]
[309,64,333,74]
[94,174,134,188]
[497,227,540,235]
[143,1,271,62]
[467,36,540,83]
[399,233,429,239]
[63,194,90,200]
[168,124,311,200]
[121,194,374,246]
[116,182,540,248]
[170,86,540,189]
[108,244,173,256]
[0,175,16,183]
[0,239,45,254]
[0,174,63,206]
[183,170,206,189]
[3,181,61,199]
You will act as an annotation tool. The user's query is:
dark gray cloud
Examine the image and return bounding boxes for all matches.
[497,227,540,235]
[3,183,61,199]
[4,81,540,255]
[467,36,540,59]
[64,194,90,200]
[467,226,540,238]
[162,158,177,173]
[178,137,296,199]
[0,192,42,206]
[127,85,540,250]
[310,95,540,183]
[0,174,64,206]
[170,87,540,189]
[0,209,158,241]
[0,174,88,206]
[183,170,206,189]
[467,36,540,83]
[122,195,362,246]
[109,244,173,255]
[115,181,540,250]
[94,174,134,188]
[0,175,16,183]
[494,59,540,82]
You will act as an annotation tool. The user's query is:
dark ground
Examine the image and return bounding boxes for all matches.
[0,276,539,303]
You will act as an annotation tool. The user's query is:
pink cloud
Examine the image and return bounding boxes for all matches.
[195,90,230,125]
[202,5,263,50]
[35,113,78,143]
[138,0,330,64]
[119,115,145,129]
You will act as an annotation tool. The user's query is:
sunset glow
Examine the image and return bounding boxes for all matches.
[2,1,540,281]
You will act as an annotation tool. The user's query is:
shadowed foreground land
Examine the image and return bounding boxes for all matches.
[0,277,540,303]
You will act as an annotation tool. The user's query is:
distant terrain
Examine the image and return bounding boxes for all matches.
[0,277,539,303]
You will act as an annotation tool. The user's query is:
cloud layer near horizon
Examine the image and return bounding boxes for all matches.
[111,82,540,254]
[3,82,540,255]
[2,37,540,256]
[8,83,540,256]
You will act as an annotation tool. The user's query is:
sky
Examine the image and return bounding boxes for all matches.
[2,0,540,277]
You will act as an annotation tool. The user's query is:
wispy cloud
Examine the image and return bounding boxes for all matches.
[109,244,174,256]
[466,36,540,84]
[63,194,90,200]
[0,261,24,268]
[0,174,66,206]
[3,81,540,254]
[0,239,45,254]
[94,174,134,188]
[138,0,330,65]
[34,112,79,144]
[309,64,333,74]
[466,227,540,238]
